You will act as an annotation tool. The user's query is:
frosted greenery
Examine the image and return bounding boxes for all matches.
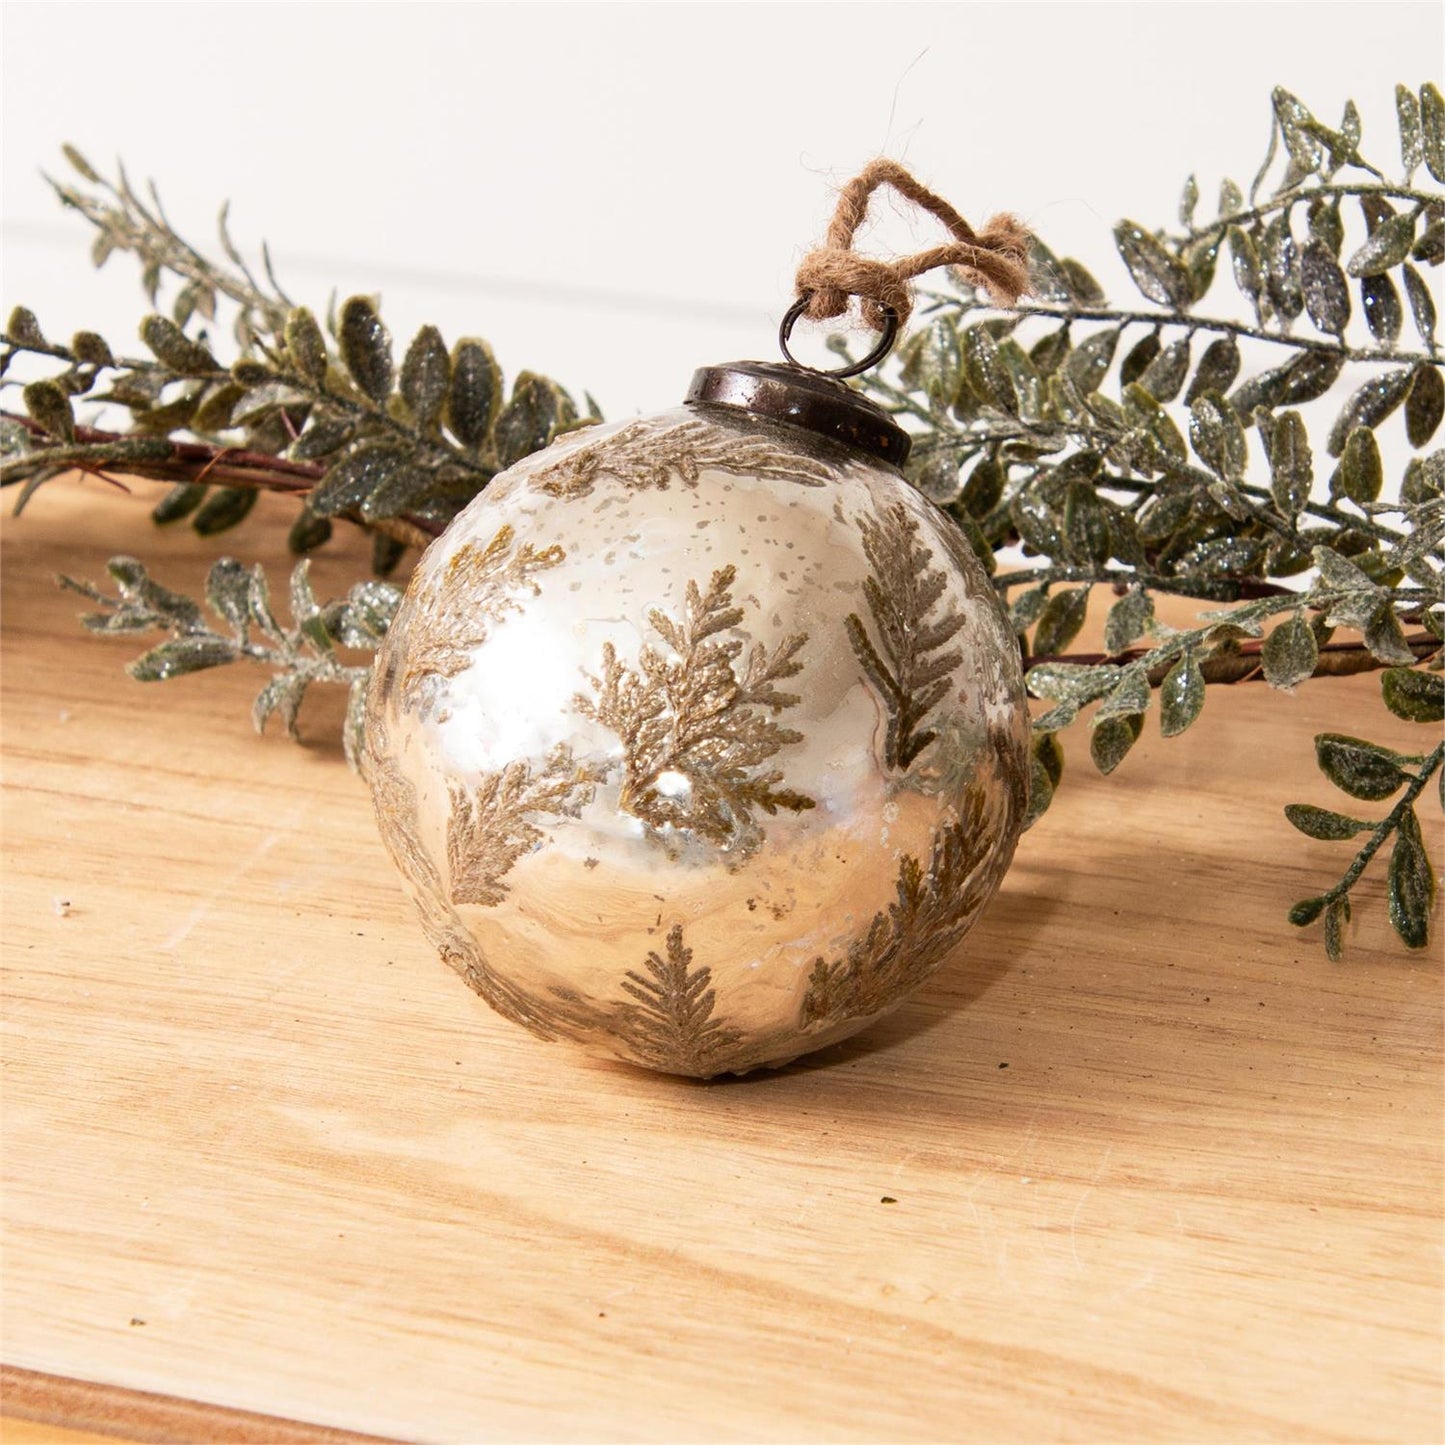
[1,86,1440,961]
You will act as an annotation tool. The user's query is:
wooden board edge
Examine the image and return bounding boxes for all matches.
[0,1367,404,1445]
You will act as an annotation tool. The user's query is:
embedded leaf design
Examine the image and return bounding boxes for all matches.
[401,524,565,711]
[446,745,605,907]
[616,924,744,1076]
[366,738,573,1040]
[528,418,832,499]
[846,503,967,772]
[576,565,813,855]
[800,783,1001,1030]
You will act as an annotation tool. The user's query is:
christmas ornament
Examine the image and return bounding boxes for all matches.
[363,162,1034,1076]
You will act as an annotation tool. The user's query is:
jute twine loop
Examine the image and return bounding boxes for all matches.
[794,159,1033,332]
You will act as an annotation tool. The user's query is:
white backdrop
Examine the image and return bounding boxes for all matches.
[2,0,1440,418]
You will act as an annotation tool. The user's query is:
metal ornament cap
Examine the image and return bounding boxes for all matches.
[686,360,911,468]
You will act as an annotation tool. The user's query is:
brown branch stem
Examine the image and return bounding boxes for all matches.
[1025,634,1439,686]
[1,411,443,548]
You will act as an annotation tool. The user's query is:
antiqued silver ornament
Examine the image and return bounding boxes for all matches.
[363,360,1029,1076]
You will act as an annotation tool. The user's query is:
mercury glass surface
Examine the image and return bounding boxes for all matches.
[363,402,1029,1077]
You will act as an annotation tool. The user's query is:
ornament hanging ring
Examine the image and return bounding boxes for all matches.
[778,295,900,380]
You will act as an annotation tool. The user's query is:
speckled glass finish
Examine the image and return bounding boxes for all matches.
[363,403,1029,1076]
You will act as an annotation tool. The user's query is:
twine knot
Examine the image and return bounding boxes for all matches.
[794,159,1033,333]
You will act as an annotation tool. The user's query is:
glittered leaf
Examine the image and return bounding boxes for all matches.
[1114,221,1193,309]
[1397,84,1425,177]
[1228,226,1263,309]
[289,413,355,462]
[1090,712,1143,775]
[1119,333,1161,388]
[60,143,102,183]
[1024,239,1073,304]
[6,306,46,347]
[962,326,1016,413]
[1312,544,1376,592]
[1276,349,1346,407]
[1062,327,1118,394]
[70,330,114,368]
[1300,240,1350,336]
[252,674,309,741]
[1363,604,1417,666]
[446,338,501,451]
[204,557,251,631]
[1060,259,1105,306]
[22,380,74,442]
[359,458,431,521]
[1010,490,1065,559]
[1308,197,1344,256]
[1179,174,1199,228]
[1023,732,1063,829]
[1093,666,1151,722]
[193,382,246,433]
[494,372,561,469]
[1326,369,1413,456]
[1185,336,1240,406]
[287,506,333,555]
[1381,668,1445,723]
[1136,337,1190,403]
[284,308,328,384]
[1421,82,1445,183]
[151,482,206,524]
[1411,221,1444,265]
[1027,665,1116,708]
[128,635,238,681]
[958,455,1004,518]
[1284,804,1369,841]
[139,315,217,375]
[1272,88,1323,190]
[1159,654,1205,737]
[311,443,409,517]
[1359,273,1402,347]
[1190,392,1247,479]
[1314,734,1406,801]
[1063,482,1111,567]
[1009,586,1049,633]
[1388,808,1434,950]
[907,317,962,402]
[1032,587,1089,657]
[1405,363,1444,448]
[1268,409,1312,517]
[1261,612,1318,690]
[1262,214,1303,320]
[191,486,257,536]
[1104,588,1154,654]
[1185,233,1221,302]
[1329,428,1383,504]
[1402,264,1437,348]
[1028,326,1071,377]
[1346,214,1415,278]
[338,296,394,403]
[400,325,451,430]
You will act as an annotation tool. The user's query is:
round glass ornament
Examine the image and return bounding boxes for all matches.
[363,360,1029,1077]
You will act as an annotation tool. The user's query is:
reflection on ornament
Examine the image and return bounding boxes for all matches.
[363,365,1029,1076]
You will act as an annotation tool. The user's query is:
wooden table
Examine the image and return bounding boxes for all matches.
[3,480,1441,1443]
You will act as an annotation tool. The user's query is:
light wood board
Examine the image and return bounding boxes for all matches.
[2,480,1441,1442]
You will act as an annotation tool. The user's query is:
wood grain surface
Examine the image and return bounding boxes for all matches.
[2,480,1441,1443]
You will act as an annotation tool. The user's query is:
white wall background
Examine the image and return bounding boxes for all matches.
[2,0,1440,419]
